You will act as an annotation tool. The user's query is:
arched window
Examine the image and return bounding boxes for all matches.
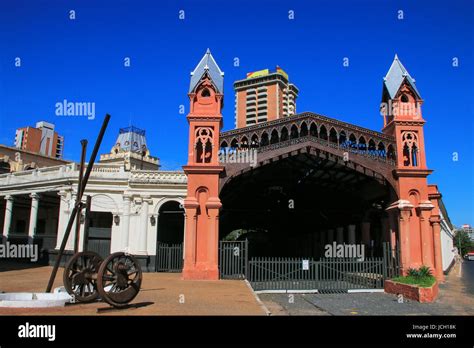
[280,127,289,141]
[290,125,299,139]
[201,88,211,97]
[377,142,386,157]
[349,134,357,149]
[358,136,367,151]
[241,136,249,148]
[412,143,418,166]
[251,134,259,148]
[260,132,269,146]
[402,143,411,166]
[368,139,376,155]
[329,128,338,144]
[195,127,213,163]
[401,94,409,103]
[401,131,419,167]
[270,129,279,144]
[310,123,318,137]
[387,144,396,161]
[319,125,328,140]
[339,131,347,146]
[300,122,308,137]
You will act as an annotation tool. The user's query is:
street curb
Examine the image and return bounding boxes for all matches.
[244,279,271,316]
[254,289,319,294]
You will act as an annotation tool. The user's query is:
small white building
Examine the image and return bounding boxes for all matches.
[0,127,187,271]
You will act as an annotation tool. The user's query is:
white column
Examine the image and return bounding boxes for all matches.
[56,189,75,250]
[28,193,40,243]
[121,194,132,251]
[2,195,14,241]
[67,191,77,250]
[138,195,150,254]
[336,227,344,244]
[348,224,356,244]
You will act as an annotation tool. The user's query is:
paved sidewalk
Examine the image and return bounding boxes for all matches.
[258,260,474,316]
[0,265,266,315]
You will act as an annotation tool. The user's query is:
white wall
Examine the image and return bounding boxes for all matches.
[440,211,455,272]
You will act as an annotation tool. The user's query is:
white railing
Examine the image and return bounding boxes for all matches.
[130,170,187,184]
[0,163,187,187]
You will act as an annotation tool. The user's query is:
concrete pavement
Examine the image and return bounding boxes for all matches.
[258,260,474,316]
[0,265,266,315]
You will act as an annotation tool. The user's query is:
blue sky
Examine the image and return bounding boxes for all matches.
[0,0,473,225]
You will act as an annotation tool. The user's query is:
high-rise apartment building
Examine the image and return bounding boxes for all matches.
[234,66,298,128]
[15,121,64,159]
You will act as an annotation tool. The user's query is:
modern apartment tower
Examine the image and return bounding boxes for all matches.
[234,66,299,128]
[14,121,64,159]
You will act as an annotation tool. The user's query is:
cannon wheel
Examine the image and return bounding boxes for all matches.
[63,251,103,303]
[97,252,142,308]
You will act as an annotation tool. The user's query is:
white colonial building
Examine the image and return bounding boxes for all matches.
[0,126,187,271]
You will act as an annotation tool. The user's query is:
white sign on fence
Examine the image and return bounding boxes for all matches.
[302,259,309,270]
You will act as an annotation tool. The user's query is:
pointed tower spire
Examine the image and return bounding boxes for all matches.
[383,55,421,100]
[189,49,224,94]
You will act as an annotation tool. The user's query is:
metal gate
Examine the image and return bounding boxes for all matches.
[219,241,399,293]
[219,240,248,279]
[156,242,183,272]
[248,256,386,292]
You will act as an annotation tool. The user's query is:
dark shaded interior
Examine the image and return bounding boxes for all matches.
[157,201,184,244]
[219,152,395,258]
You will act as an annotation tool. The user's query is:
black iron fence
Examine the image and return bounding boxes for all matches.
[218,241,400,292]
[219,240,248,279]
[248,256,386,292]
[384,241,401,279]
[156,242,183,272]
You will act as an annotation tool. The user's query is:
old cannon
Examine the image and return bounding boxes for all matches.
[63,251,142,308]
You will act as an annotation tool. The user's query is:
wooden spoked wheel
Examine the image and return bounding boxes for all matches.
[63,251,103,303]
[97,252,143,308]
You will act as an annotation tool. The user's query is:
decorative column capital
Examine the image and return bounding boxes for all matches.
[141,195,152,204]
[416,200,434,215]
[399,209,412,221]
[123,193,133,202]
[205,197,222,210]
[386,199,413,212]
[30,192,40,200]
[4,195,14,202]
[184,198,199,210]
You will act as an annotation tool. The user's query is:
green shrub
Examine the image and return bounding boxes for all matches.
[392,265,436,288]
[418,265,433,277]
[407,268,420,277]
[392,275,436,288]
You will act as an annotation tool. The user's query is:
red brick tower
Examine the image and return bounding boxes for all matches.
[182,49,225,280]
[382,55,442,279]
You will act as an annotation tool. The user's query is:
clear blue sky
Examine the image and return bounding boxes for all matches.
[0,0,473,226]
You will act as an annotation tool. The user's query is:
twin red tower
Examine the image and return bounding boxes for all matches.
[182,50,444,282]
